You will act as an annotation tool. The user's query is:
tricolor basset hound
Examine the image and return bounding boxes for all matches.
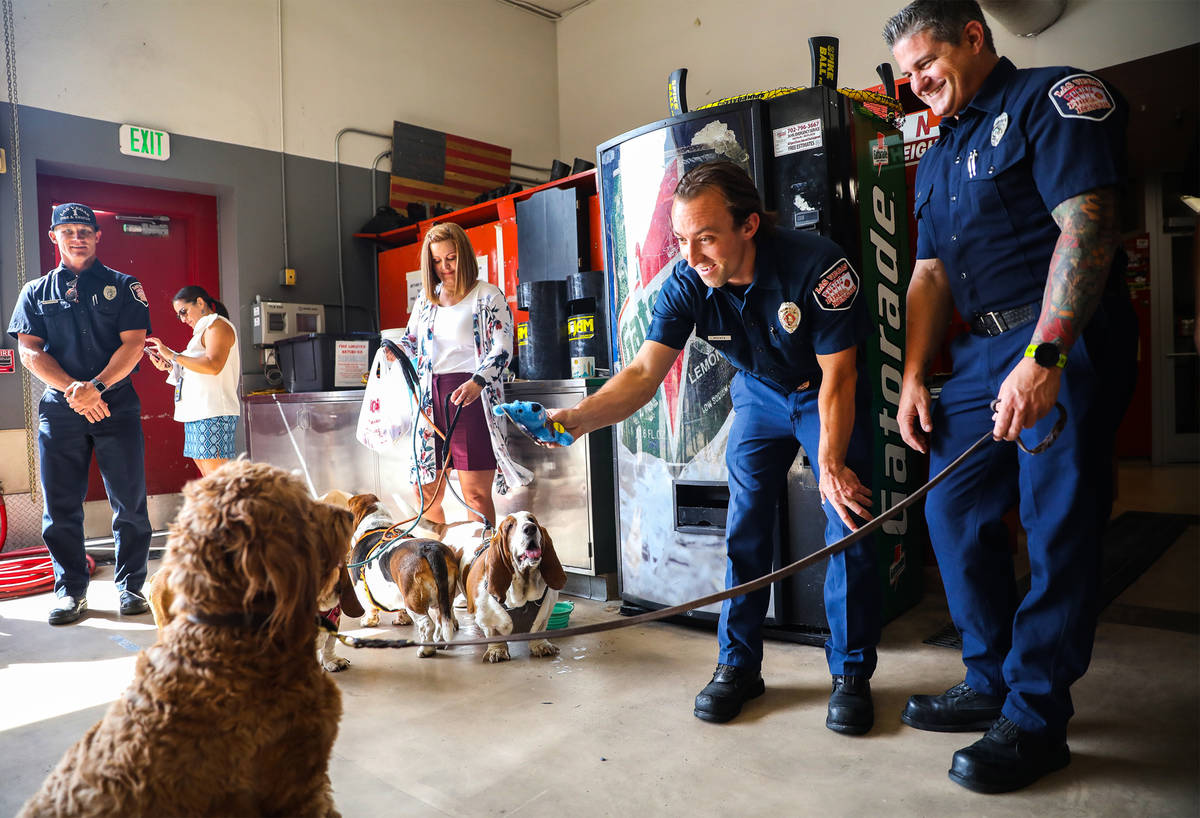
[347,494,463,658]
[462,511,567,663]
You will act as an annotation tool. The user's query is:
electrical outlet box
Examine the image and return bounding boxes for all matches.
[261,347,277,366]
[280,267,296,286]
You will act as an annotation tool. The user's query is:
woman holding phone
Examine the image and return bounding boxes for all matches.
[145,286,241,475]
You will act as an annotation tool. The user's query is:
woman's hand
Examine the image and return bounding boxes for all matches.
[450,378,483,406]
[145,336,174,369]
[145,343,171,371]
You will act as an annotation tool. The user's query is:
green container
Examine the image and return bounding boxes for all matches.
[546,600,574,630]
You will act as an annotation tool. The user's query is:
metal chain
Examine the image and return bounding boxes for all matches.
[3,0,38,504]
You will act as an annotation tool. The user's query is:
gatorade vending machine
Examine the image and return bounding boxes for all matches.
[597,87,919,638]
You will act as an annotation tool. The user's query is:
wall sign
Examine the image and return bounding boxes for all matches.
[119,124,171,161]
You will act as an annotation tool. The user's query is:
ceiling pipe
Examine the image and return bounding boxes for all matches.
[979,0,1066,37]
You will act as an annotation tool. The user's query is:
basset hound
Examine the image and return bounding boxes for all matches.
[462,511,567,663]
[347,494,463,658]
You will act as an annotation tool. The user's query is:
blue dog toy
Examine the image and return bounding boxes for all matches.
[493,401,574,446]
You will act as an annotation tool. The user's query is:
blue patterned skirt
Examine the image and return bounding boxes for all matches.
[183,415,239,459]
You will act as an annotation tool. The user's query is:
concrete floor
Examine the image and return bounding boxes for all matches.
[2,461,1197,817]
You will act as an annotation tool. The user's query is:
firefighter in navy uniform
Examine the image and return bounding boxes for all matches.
[885,1,1138,793]
[8,203,154,625]
[552,161,883,734]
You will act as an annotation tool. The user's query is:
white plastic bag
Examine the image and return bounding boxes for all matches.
[355,347,418,453]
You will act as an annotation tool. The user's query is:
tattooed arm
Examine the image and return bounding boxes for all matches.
[991,187,1119,441]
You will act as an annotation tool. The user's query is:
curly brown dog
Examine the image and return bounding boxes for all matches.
[19,460,355,818]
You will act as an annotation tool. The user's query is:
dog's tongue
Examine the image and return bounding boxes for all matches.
[524,546,542,560]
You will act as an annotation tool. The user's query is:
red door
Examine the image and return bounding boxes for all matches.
[37,175,220,498]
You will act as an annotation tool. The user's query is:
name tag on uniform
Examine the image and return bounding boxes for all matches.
[40,299,60,305]
[709,334,732,342]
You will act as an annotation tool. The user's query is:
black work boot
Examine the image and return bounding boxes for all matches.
[901,680,1005,732]
[693,664,765,723]
[949,716,1070,793]
[826,675,874,735]
[48,594,88,625]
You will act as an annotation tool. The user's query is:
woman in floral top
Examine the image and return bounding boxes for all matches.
[396,223,530,526]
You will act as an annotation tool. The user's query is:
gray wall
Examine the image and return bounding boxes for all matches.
[1,102,389,426]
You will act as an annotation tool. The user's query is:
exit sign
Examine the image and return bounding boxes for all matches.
[119,124,171,161]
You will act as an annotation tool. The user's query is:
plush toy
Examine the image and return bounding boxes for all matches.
[492,400,574,446]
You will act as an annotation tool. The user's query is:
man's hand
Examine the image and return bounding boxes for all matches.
[992,356,1062,441]
[541,408,581,448]
[450,378,483,406]
[819,463,873,531]
[898,378,933,454]
[65,381,110,423]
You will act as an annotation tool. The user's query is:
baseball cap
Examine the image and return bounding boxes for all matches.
[51,203,98,230]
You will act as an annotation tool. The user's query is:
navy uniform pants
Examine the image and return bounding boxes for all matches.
[926,298,1136,734]
[718,371,881,677]
[37,384,152,598]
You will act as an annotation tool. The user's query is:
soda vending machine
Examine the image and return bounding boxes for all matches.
[597,87,919,639]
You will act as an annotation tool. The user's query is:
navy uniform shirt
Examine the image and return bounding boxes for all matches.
[7,259,152,387]
[913,57,1127,317]
[646,227,864,394]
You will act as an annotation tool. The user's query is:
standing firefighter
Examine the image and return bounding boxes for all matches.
[8,203,154,625]
[885,0,1138,793]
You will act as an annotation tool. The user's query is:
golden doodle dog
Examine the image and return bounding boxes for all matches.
[19,461,354,818]
[146,496,364,673]
[463,511,566,663]
[347,493,463,658]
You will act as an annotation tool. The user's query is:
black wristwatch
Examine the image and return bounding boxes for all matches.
[1025,342,1067,370]
[471,374,487,387]
[90,378,108,393]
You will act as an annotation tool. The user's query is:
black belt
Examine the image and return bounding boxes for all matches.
[970,302,1038,337]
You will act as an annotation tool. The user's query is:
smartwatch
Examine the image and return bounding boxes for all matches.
[90,378,107,393]
[1025,342,1067,370]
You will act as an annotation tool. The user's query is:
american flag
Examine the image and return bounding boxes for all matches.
[389,121,511,211]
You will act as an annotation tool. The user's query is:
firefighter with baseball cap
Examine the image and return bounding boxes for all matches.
[8,202,154,624]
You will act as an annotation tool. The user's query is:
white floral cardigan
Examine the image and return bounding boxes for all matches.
[399,280,531,495]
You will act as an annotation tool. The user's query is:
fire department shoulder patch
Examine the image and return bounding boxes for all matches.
[130,282,149,307]
[1047,73,1114,122]
[812,259,859,311]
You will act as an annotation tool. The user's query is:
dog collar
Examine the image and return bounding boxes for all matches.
[185,609,274,630]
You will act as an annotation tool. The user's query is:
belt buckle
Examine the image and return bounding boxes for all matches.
[980,311,1006,336]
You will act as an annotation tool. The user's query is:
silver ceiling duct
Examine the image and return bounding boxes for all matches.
[979,0,1067,37]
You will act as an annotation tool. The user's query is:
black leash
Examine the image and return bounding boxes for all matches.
[326,403,1067,651]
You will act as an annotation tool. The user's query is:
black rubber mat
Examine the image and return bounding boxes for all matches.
[923,511,1198,648]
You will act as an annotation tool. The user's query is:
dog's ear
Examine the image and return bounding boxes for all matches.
[486,518,515,597]
[337,563,365,618]
[492,515,517,570]
[347,493,380,525]
[449,546,465,591]
[536,523,567,590]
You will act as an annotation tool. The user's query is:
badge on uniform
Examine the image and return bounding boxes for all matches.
[130,282,149,306]
[777,301,801,334]
[1048,73,1114,121]
[991,112,1009,146]
[103,285,117,301]
[812,259,860,311]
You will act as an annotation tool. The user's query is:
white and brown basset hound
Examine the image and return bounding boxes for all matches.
[347,494,463,658]
[463,511,567,663]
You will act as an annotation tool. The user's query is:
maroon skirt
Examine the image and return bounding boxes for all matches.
[431,372,497,472]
